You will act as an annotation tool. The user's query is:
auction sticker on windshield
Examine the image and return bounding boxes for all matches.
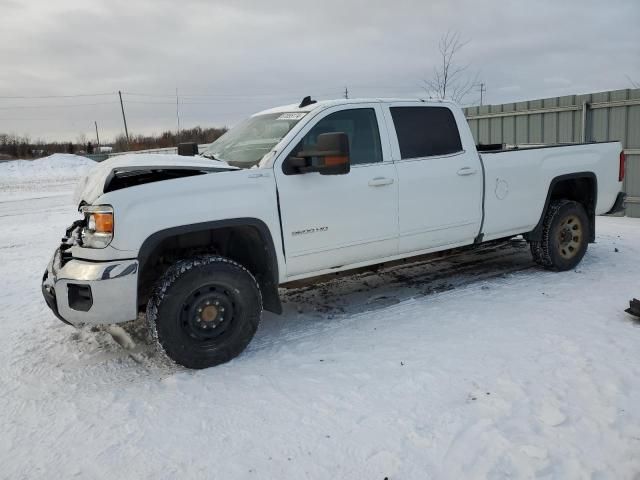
[277,112,308,120]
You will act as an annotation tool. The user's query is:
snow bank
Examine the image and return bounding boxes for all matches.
[0,154,96,182]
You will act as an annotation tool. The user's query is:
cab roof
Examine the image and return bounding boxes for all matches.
[253,97,458,116]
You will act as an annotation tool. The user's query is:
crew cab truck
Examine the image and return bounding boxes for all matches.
[42,97,626,369]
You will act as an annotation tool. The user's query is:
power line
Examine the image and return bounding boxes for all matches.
[341,84,422,90]
[124,99,299,106]
[124,99,263,105]
[121,90,346,99]
[0,101,118,109]
[0,117,68,121]
[0,90,347,111]
[0,87,419,102]
[0,86,426,139]
[0,92,115,99]
[122,94,343,106]
[122,91,305,99]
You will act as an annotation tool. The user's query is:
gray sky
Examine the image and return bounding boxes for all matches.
[1,0,639,142]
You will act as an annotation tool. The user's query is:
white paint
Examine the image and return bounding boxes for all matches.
[495,178,509,200]
[274,103,398,276]
[481,142,622,240]
[67,99,623,286]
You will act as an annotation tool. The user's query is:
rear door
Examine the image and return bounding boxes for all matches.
[274,104,398,278]
[384,104,483,253]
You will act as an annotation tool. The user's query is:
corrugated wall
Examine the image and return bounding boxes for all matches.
[464,88,640,217]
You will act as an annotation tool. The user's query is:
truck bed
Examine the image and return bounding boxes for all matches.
[478,141,622,242]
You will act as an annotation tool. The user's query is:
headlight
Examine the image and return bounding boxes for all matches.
[80,205,114,248]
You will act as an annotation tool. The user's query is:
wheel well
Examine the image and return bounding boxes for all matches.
[137,220,281,314]
[526,173,597,242]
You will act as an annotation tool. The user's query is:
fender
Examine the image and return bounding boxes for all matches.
[525,172,597,243]
[138,218,282,314]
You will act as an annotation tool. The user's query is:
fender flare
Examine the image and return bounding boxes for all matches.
[525,172,597,243]
[138,218,282,314]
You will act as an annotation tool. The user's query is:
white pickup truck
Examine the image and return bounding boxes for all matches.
[42,97,626,368]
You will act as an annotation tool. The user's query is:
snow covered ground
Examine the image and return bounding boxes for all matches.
[1,156,640,479]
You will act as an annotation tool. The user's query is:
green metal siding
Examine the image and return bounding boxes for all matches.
[464,88,640,217]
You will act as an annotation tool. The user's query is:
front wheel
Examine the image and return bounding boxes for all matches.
[530,200,590,271]
[147,256,262,369]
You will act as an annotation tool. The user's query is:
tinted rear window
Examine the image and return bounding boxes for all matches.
[390,106,462,159]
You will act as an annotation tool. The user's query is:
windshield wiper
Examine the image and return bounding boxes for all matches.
[199,152,218,160]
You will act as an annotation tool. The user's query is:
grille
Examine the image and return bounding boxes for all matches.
[59,219,85,266]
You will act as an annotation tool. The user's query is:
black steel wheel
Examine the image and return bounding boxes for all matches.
[181,283,238,340]
[147,256,262,369]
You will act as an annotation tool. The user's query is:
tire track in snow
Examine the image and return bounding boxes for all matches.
[249,241,537,352]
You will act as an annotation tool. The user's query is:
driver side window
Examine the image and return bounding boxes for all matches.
[295,108,383,165]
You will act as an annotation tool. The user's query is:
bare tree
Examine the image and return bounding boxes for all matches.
[626,75,640,89]
[423,31,479,104]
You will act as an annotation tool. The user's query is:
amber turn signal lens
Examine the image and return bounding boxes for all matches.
[93,213,114,233]
[324,156,348,166]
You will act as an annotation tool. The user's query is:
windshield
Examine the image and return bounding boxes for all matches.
[200,112,306,168]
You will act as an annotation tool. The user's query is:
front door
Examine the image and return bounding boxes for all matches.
[275,105,398,278]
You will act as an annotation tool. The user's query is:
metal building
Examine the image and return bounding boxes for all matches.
[464,88,640,217]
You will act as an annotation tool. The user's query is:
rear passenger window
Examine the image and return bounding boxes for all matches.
[390,107,462,159]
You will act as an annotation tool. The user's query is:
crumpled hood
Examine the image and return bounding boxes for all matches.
[74,153,237,206]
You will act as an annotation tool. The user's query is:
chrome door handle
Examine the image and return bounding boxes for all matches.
[457,167,478,176]
[368,177,395,187]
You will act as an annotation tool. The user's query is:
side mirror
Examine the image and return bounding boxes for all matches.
[284,132,350,175]
[178,142,198,156]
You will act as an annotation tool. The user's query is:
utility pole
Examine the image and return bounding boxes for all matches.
[344,86,349,99]
[176,87,181,137]
[478,82,486,106]
[118,90,130,146]
[94,121,100,149]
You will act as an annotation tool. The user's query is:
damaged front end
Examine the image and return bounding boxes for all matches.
[74,153,238,205]
[103,166,234,194]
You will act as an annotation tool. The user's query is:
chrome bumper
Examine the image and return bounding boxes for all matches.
[41,248,139,326]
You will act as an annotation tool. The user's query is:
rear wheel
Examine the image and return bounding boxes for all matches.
[147,256,262,369]
[530,200,589,271]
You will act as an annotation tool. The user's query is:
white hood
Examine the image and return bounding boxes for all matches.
[74,153,236,205]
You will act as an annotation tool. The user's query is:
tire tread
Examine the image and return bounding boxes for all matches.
[146,255,262,368]
[530,199,588,271]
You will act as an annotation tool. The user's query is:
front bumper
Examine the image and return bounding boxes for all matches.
[41,248,139,326]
